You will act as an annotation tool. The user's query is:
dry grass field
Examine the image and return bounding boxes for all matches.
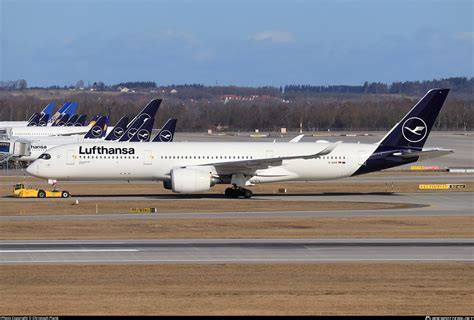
[1,216,472,240]
[1,263,472,315]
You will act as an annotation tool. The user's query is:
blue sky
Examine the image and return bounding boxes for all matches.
[1,0,472,87]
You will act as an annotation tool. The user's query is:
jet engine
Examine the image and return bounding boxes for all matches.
[170,168,218,193]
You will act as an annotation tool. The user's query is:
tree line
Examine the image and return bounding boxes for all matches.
[0,89,472,131]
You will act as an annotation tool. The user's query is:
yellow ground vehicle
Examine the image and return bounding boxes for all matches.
[13,183,70,198]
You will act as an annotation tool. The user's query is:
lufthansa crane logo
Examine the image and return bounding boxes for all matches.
[137,129,150,141]
[113,127,124,137]
[402,117,427,143]
[91,126,103,137]
[128,128,138,139]
[159,130,172,142]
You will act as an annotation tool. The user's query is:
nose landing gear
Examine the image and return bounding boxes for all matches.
[224,185,254,199]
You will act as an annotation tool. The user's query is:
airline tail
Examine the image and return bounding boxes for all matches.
[50,102,71,123]
[129,118,155,142]
[104,116,129,141]
[119,114,149,142]
[378,88,450,149]
[353,88,451,176]
[63,102,78,117]
[38,113,49,126]
[27,113,41,126]
[152,118,177,142]
[53,114,70,126]
[65,114,79,126]
[119,99,161,142]
[126,99,162,129]
[74,114,87,126]
[84,116,108,139]
[40,102,56,117]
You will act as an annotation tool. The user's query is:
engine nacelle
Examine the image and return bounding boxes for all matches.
[171,168,212,193]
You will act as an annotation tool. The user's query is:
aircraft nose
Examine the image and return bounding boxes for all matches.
[26,162,39,177]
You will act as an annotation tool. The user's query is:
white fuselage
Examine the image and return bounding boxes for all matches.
[10,126,92,138]
[0,121,29,127]
[26,141,378,183]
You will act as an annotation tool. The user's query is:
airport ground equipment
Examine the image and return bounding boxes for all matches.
[13,183,70,198]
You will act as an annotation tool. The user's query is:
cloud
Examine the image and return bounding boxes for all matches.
[250,31,293,43]
[455,32,474,43]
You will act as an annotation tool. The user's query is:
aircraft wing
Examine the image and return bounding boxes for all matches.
[393,148,453,161]
[184,141,341,175]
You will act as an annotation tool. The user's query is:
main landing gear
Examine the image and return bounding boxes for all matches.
[224,185,254,199]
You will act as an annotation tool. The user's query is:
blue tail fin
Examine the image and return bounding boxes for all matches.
[50,102,71,124]
[119,99,162,142]
[84,116,108,139]
[74,114,87,126]
[126,99,162,129]
[152,118,177,142]
[65,114,79,126]
[40,102,56,117]
[352,88,451,176]
[118,114,149,142]
[38,113,49,126]
[88,115,100,126]
[63,102,78,117]
[104,116,129,141]
[378,88,450,149]
[129,118,155,142]
[27,113,41,126]
[53,114,70,126]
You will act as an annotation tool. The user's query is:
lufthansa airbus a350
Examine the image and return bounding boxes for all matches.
[27,89,452,198]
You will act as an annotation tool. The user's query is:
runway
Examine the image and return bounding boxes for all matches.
[0,239,472,264]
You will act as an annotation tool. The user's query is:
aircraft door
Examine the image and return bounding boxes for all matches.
[144,150,153,165]
[66,150,75,165]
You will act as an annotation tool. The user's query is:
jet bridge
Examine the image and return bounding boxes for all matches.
[0,132,31,163]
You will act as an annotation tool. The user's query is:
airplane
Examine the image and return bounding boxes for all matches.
[0,101,56,127]
[27,89,452,199]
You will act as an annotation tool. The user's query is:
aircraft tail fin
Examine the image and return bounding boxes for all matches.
[50,102,71,124]
[378,88,449,149]
[129,118,155,142]
[53,113,70,126]
[84,116,108,139]
[40,102,56,117]
[65,114,79,126]
[104,116,129,141]
[74,114,87,126]
[152,118,177,142]
[38,113,49,126]
[63,102,78,117]
[126,99,162,129]
[27,113,41,126]
[119,99,161,141]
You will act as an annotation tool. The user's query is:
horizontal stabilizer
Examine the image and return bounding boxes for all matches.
[393,148,453,161]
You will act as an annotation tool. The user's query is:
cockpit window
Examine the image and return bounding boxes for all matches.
[38,153,51,160]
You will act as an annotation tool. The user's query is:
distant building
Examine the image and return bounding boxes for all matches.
[170,89,178,94]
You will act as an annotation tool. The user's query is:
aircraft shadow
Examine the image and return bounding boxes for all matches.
[69,192,397,200]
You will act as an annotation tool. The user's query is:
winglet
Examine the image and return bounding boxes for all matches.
[289,134,305,143]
